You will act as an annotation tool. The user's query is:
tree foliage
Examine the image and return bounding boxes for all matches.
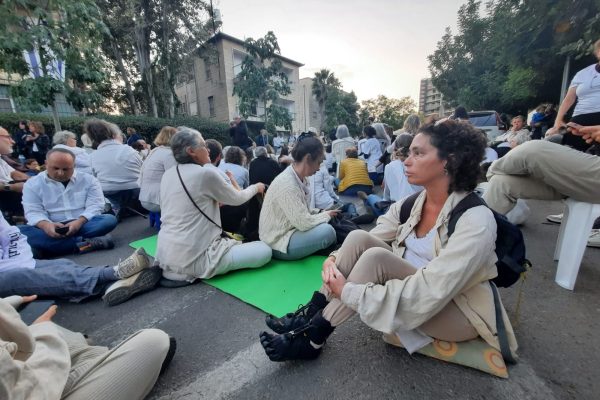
[312,69,341,130]
[359,95,416,129]
[233,31,293,133]
[323,89,360,134]
[0,0,108,116]
[428,0,600,114]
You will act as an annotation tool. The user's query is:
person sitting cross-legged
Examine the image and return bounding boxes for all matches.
[19,148,117,258]
[1,213,159,306]
[260,120,517,362]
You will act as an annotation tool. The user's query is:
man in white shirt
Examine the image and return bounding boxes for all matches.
[19,148,117,257]
[0,126,30,221]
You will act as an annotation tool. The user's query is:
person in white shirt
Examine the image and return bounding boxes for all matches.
[1,212,159,306]
[156,127,271,285]
[273,132,285,155]
[491,116,531,157]
[331,124,355,177]
[360,134,422,216]
[51,130,92,174]
[361,125,384,184]
[218,146,249,188]
[19,148,117,258]
[0,126,30,221]
[309,161,358,218]
[86,118,142,218]
[139,126,177,212]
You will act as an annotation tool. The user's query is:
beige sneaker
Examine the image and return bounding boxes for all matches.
[114,247,151,279]
[588,229,600,248]
[546,213,563,224]
[103,266,161,306]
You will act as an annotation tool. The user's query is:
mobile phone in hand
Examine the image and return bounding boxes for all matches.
[19,300,56,325]
[55,226,69,235]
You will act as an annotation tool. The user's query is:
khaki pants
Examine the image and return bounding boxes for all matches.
[484,140,600,214]
[60,328,170,400]
[320,230,478,342]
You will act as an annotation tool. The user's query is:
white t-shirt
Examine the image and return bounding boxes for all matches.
[403,228,436,269]
[0,214,35,273]
[0,158,15,183]
[363,138,383,173]
[570,64,600,116]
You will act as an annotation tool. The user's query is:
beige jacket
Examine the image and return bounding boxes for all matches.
[0,297,70,399]
[341,191,518,354]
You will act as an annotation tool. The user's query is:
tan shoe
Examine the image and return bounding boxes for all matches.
[103,266,161,306]
[114,247,151,279]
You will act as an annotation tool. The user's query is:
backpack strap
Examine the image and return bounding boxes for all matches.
[490,281,517,364]
[447,192,486,237]
[399,192,421,224]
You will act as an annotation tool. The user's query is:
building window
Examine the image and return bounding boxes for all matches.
[208,96,215,117]
[205,63,212,81]
[0,85,15,113]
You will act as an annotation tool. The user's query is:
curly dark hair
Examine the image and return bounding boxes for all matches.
[225,146,246,166]
[418,120,486,193]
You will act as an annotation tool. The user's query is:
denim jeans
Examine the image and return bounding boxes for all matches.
[0,258,109,302]
[364,194,386,216]
[104,188,140,216]
[272,223,337,260]
[336,182,373,196]
[18,214,118,257]
[368,172,384,186]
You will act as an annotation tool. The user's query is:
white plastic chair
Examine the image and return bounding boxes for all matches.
[553,198,600,290]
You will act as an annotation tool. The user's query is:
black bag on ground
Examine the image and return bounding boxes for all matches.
[399,192,530,288]
[329,214,361,244]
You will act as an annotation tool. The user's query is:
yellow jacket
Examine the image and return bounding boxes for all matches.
[338,158,373,192]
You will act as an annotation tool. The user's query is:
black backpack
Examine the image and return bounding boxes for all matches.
[399,192,531,288]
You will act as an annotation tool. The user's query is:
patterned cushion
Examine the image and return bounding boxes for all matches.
[382,334,508,378]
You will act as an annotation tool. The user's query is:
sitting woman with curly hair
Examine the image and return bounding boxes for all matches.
[260,120,517,362]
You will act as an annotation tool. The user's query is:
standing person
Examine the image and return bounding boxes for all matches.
[12,120,29,157]
[138,126,177,212]
[548,39,600,152]
[259,134,338,260]
[156,127,271,285]
[260,120,517,363]
[0,295,174,398]
[273,132,284,155]
[256,129,270,147]
[86,119,142,218]
[126,127,142,147]
[231,120,254,151]
[331,124,355,177]
[25,121,50,165]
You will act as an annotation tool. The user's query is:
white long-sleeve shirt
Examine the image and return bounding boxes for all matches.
[22,171,105,226]
[0,214,34,273]
[90,140,142,192]
[309,164,338,209]
[138,146,177,206]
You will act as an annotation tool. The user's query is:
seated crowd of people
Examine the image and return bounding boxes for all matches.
[3,40,600,396]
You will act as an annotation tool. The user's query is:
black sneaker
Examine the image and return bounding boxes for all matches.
[160,337,177,375]
[78,234,115,253]
[265,291,328,334]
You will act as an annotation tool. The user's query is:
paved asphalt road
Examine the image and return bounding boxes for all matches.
[53,197,600,400]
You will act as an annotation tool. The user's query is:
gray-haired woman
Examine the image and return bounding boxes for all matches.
[52,130,93,174]
[156,127,272,285]
[331,124,355,177]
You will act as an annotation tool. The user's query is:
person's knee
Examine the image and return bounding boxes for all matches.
[344,229,371,246]
[320,223,337,247]
[253,242,273,261]
[135,329,170,357]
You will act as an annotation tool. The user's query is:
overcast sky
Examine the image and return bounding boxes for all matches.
[215,0,465,103]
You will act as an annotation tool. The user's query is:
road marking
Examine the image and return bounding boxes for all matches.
[154,341,276,400]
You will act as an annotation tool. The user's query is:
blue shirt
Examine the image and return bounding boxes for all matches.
[22,170,105,226]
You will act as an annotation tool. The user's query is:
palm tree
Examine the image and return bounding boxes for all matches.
[312,69,341,130]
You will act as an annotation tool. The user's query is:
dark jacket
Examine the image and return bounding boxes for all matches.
[249,156,280,186]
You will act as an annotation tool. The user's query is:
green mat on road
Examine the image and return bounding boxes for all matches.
[129,235,325,317]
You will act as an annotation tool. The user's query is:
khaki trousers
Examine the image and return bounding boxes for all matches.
[484,140,600,214]
[321,230,478,342]
[60,328,170,400]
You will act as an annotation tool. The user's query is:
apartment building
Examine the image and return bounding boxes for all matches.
[297,77,322,132]
[418,78,452,117]
[174,32,304,133]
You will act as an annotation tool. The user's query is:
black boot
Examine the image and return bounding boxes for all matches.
[265,291,328,334]
[260,311,334,362]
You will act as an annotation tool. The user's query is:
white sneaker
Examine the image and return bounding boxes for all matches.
[103,267,161,306]
[505,199,531,225]
[114,247,151,279]
[546,213,563,224]
[588,229,600,248]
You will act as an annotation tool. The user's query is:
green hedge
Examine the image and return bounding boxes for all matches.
[0,113,231,145]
